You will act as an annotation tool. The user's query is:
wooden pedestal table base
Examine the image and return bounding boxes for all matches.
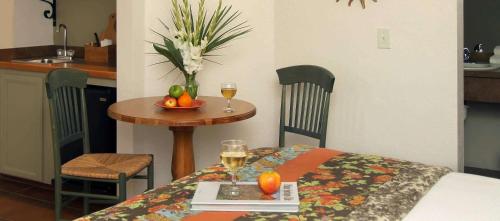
[107,96,256,181]
[170,126,195,180]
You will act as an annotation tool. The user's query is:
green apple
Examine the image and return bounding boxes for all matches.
[169,85,184,98]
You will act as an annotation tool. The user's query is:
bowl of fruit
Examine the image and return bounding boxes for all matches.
[155,85,205,110]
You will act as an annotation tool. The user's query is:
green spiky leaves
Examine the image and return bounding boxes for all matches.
[152,0,251,75]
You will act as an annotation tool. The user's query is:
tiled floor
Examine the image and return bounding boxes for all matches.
[0,175,83,221]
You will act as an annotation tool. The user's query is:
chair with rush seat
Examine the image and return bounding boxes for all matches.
[45,69,154,220]
[277,65,335,148]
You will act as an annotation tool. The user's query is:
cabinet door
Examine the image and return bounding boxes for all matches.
[0,74,44,181]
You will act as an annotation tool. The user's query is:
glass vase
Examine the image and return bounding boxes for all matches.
[184,74,199,99]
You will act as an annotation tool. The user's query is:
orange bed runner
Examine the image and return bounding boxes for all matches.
[183,148,343,221]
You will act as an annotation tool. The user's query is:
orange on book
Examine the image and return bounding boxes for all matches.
[258,171,281,195]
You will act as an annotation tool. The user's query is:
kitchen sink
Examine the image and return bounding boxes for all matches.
[13,57,73,64]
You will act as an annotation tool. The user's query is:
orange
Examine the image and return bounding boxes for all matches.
[258,171,281,194]
[177,92,193,107]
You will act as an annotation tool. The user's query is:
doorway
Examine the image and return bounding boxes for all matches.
[463,0,500,178]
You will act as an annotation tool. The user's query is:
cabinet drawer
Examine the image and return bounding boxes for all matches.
[465,77,500,103]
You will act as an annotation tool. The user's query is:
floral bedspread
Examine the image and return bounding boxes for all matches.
[77,145,450,221]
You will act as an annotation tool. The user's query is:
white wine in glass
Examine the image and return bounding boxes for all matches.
[221,88,237,99]
[220,139,248,196]
[220,151,247,171]
[221,82,237,112]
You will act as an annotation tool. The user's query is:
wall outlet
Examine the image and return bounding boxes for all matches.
[377,28,391,49]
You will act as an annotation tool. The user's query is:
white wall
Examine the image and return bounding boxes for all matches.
[116,0,147,194]
[275,0,463,170]
[55,0,116,46]
[117,0,463,196]
[0,0,53,48]
[12,0,53,47]
[0,0,14,48]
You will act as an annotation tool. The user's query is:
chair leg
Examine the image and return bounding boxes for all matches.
[118,173,127,202]
[54,177,62,221]
[147,158,154,190]
[319,137,326,148]
[279,130,285,148]
[83,181,90,215]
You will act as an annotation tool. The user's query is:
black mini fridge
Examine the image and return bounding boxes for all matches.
[85,85,117,154]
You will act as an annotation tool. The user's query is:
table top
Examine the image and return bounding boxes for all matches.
[107,96,256,127]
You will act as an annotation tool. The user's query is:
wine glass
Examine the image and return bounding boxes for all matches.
[220,139,248,196]
[221,82,237,113]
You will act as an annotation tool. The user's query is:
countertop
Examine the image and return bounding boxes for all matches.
[0,45,116,80]
[0,60,116,80]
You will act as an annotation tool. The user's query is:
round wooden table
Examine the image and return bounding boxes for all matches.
[107,96,256,180]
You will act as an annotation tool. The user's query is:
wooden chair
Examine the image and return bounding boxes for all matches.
[45,69,154,220]
[277,65,335,148]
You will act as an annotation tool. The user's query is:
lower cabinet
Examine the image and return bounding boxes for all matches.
[0,70,54,184]
[0,69,116,184]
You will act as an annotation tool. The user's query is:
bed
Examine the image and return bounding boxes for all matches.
[76,145,500,221]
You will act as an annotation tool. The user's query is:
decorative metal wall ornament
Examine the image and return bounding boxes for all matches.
[40,0,57,27]
[337,0,378,9]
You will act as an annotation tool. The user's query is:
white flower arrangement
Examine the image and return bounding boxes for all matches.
[152,0,251,76]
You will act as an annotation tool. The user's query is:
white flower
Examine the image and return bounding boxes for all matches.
[172,37,183,50]
[190,45,202,61]
[172,35,205,75]
[201,37,208,49]
[174,30,187,39]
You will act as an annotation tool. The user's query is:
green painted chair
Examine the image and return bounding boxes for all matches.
[45,69,154,220]
[277,65,335,148]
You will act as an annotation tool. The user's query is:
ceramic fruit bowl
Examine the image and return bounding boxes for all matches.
[155,98,205,110]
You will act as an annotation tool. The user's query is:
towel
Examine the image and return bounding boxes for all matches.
[490,55,500,64]
[494,46,500,55]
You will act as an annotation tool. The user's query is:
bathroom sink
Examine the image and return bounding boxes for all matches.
[464,63,500,71]
[465,63,490,68]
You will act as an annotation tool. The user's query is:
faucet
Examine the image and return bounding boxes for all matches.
[474,44,485,53]
[464,48,471,63]
[57,24,68,57]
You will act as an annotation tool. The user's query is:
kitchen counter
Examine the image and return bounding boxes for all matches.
[0,45,116,80]
[0,60,116,80]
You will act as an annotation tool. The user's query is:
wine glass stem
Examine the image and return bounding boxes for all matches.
[227,99,232,109]
[231,170,237,186]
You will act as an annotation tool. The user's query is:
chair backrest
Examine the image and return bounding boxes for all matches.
[46,69,89,170]
[277,65,335,148]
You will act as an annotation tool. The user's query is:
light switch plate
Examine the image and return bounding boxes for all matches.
[377,28,391,49]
